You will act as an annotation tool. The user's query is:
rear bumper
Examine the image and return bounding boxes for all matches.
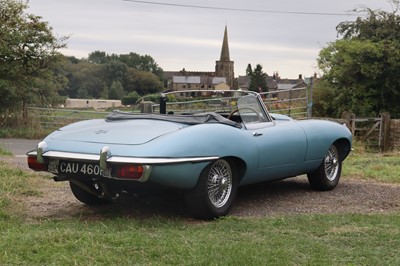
[27,141,218,187]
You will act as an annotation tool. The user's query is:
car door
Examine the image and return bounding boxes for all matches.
[250,122,307,171]
[237,95,307,179]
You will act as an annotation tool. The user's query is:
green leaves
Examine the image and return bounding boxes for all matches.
[88,51,164,81]
[316,2,400,118]
[247,64,267,92]
[0,0,68,119]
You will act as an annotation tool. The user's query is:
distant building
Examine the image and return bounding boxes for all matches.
[65,98,122,110]
[164,26,235,91]
[164,26,310,92]
[169,75,228,91]
[237,73,307,92]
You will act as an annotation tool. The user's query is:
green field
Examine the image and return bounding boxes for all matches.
[0,146,399,265]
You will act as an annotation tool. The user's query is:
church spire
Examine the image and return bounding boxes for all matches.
[219,25,230,61]
[215,26,234,88]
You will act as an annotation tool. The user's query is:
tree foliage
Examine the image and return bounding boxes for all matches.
[88,51,164,80]
[0,0,68,118]
[62,52,165,99]
[108,80,124,100]
[0,1,172,116]
[246,64,267,92]
[316,1,400,118]
[60,57,164,99]
[337,2,400,42]
[121,91,140,105]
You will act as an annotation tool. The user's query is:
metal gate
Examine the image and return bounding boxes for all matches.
[260,87,310,119]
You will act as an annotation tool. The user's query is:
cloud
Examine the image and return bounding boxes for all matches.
[29,0,394,78]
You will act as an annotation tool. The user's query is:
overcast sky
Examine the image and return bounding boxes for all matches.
[28,0,393,79]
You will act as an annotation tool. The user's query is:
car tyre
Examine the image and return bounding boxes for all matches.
[69,181,112,205]
[185,159,238,219]
[307,144,342,191]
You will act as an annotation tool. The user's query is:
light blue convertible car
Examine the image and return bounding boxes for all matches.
[28,90,352,219]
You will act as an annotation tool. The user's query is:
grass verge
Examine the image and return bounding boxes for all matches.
[0,162,41,219]
[0,145,12,157]
[343,143,400,183]
[0,127,53,140]
[0,214,399,265]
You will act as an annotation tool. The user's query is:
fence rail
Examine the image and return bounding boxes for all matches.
[28,107,108,130]
[29,88,311,129]
[260,87,310,119]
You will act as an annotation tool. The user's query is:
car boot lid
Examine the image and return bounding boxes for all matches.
[52,118,184,145]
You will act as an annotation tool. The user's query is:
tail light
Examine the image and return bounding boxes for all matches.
[115,164,144,180]
[27,156,48,171]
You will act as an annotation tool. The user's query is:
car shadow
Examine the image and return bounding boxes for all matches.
[75,176,314,220]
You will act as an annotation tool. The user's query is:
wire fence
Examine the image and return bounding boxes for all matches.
[28,107,108,130]
[28,87,311,130]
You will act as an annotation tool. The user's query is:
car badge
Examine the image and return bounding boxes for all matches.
[95,129,108,134]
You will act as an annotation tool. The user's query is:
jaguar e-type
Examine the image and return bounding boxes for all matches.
[27,90,352,219]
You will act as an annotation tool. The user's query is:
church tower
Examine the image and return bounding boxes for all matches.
[215,26,234,88]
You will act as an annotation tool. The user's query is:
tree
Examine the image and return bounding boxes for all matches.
[246,64,253,76]
[0,0,68,120]
[64,60,105,98]
[88,51,164,80]
[88,51,108,64]
[116,53,164,80]
[316,1,400,117]
[124,68,163,95]
[108,80,124,100]
[104,60,128,84]
[247,64,267,92]
[336,2,400,42]
[100,84,109,99]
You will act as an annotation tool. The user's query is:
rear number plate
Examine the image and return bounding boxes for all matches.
[58,161,103,177]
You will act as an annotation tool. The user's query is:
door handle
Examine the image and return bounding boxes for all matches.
[253,132,263,137]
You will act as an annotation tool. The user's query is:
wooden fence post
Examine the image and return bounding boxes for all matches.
[341,111,352,130]
[140,101,154,113]
[341,111,356,135]
[381,112,391,152]
[350,113,356,135]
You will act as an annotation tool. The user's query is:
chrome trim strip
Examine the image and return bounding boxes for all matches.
[106,156,219,164]
[42,151,219,164]
[43,151,100,161]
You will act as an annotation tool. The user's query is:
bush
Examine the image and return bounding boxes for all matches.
[121,91,140,105]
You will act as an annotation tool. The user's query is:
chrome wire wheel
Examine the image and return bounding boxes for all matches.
[185,158,238,219]
[307,144,342,191]
[324,145,340,181]
[207,160,233,208]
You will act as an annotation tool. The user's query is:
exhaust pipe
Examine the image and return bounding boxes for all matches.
[54,176,119,200]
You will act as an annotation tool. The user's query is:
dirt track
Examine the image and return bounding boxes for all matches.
[1,138,399,220]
